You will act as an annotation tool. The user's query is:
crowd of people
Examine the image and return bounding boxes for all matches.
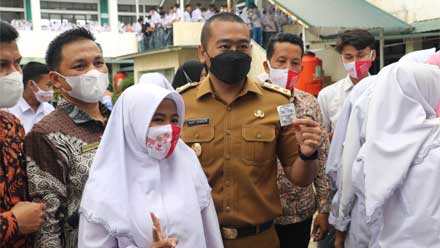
[8,2,290,51]
[1,9,440,248]
[134,3,291,51]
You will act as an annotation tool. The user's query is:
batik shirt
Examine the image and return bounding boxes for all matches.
[0,110,31,247]
[24,98,109,248]
[275,89,332,225]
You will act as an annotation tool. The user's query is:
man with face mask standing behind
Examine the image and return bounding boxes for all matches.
[8,62,55,133]
[317,29,376,137]
[24,28,110,247]
[177,13,322,248]
[0,20,46,248]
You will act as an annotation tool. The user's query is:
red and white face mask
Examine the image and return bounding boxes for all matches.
[146,124,181,160]
[342,52,373,79]
[268,62,300,90]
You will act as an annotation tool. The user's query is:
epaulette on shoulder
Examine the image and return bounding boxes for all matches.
[259,81,291,97]
[176,82,200,94]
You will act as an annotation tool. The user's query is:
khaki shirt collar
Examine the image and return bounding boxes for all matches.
[196,76,263,100]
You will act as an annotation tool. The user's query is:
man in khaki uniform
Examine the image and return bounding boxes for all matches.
[178,13,322,248]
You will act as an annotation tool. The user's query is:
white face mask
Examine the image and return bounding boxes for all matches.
[0,71,24,108]
[32,81,54,103]
[267,62,300,90]
[146,124,181,160]
[57,69,109,103]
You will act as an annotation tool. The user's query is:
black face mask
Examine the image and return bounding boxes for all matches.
[207,50,252,85]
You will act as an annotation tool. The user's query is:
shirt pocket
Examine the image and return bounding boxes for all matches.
[181,124,215,165]
[241,125,276,166]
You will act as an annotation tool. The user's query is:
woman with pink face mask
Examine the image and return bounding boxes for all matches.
[78,83,223,248]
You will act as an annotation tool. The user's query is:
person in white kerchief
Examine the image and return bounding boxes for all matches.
[78,83,223,248]
[362,62,440,248]
[328,49,440,248]
[139,72,174,91]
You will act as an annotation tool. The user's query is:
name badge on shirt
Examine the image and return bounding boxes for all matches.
[81,142,100,153]
[277,103,297,127]
[187,118,210,127]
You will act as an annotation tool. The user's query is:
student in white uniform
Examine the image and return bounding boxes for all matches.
[78,83,223,248]
[8,61,54,133]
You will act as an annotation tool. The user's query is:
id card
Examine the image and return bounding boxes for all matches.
[277,103,297,126]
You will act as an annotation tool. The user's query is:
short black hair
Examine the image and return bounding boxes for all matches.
[137,17,144,22]
[201,13,246,48]
[266,32,304,60]
[196,3,202,7]
[335,29,375,53]
[45,27,96,71]
[0,21,19,43]
[22,62,50,87]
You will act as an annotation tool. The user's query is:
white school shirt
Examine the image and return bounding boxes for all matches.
[8,97,54,133]
[317,75,355,132]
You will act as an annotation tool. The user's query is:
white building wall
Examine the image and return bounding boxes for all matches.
[368,0,440,23]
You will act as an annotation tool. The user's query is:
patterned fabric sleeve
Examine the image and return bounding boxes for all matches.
[297,93,333,214]
[24,131,67,247]
[0,211,19,245]
[0,111,30,247]
[313,100,333,214]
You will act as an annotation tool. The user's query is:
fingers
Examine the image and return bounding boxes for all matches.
[152,226,161,242]
[151,212,163,242]
[314,229,325,241]
[152,238,178,248]
[311,222,318,236]
[301,133,321,142]
[292,119,320,128]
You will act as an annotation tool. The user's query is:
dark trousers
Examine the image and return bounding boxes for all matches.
[275,217,313,248]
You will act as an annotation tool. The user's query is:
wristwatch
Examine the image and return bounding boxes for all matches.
[299,146,318,161]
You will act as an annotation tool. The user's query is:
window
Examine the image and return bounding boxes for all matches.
[40,1,97,11]
[119,16,135,25]
[0,11,24,22]
[0,0,24,8]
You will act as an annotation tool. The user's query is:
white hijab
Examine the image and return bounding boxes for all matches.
[399,47,436,63]
[139,72,174,91]
[363,62,440,223]
[80,83,212,247]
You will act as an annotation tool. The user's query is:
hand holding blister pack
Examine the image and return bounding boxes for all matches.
[277,103,297,127]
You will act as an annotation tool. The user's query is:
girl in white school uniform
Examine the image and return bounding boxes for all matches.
[78,83,223,248]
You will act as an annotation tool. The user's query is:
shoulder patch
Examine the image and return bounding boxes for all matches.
[260,82,291,97]
[176,82,200,94]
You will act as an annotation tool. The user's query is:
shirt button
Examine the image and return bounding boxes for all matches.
[226,106,232,111]
[225,154,231,160]
[256,133,262,139]
[225,206,231,212]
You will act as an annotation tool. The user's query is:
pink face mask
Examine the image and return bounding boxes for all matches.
[146,124,181,160]
[436,101,440,117]
[342,52,373,79]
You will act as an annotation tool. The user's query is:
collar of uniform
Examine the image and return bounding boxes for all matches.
[343,75,355,92]
[196,76,263,99]
[58,97,111,125]
[17,97,33,113]
[240,77,263,97]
